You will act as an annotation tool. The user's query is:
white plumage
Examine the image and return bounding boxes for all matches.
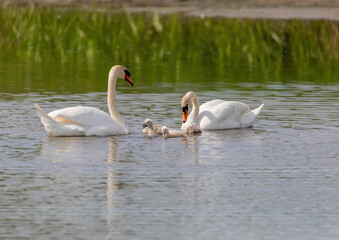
[181,91,264,131]
[35,65,133,137]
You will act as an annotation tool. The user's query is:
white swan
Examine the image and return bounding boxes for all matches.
[35,65,134,136]
[161,126,186,138]
[181,91,264,131]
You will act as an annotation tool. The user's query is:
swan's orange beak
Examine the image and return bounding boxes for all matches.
[125,74,134,86]
[182,109,188,123]
[182,104,189,123]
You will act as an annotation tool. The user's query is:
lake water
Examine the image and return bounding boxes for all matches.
[1,7,339,239]
[1,78,339,239]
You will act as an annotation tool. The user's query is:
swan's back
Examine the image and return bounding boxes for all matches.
[198,100,250,129]
[48,106,127,136]
[49,106,115,127]
[199,100,249,115]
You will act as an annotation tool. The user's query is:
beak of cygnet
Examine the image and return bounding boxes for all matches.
[142,123,147,129]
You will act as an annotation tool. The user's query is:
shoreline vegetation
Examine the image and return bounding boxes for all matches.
[1,4,338,63]
[0,1,338,93]
[1,0,339,20]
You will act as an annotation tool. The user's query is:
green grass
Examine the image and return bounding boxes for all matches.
[0,5,338,93]
[1,5,338,64]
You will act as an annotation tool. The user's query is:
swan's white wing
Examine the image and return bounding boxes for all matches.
[49,106,112,127]
[198,100,250,130]
[48,106,127,136]
[35,104,86,136]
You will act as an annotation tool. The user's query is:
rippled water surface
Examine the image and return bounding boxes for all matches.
[1,79,338,239]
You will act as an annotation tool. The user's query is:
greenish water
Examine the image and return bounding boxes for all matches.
[0,6,339,239]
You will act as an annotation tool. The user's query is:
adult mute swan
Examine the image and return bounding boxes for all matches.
[35,65,134,137]
[181,91,264,131]
[161,126,186,138]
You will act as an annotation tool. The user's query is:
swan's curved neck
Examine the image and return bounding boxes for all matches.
[107,71,125,127]
[188,92,200,125]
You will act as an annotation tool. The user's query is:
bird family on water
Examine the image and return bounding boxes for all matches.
[35,65,264,138]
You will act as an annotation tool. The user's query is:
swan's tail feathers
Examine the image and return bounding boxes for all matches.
[35,103,57,135]
[35,103,54,127]
[240,103,264,128]
[34,103,85,136]
[252,103,265,116]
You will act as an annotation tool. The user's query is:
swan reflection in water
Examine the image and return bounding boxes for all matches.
[37,126,262,238]
[106,138,118,238]
[38,136,119,237]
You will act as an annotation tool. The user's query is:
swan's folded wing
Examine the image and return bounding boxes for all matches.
[48,106,115,128]
[198,100,250,129]
[53,116,86,128]
[35,104,86,136]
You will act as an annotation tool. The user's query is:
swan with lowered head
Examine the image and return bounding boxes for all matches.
[181,91,264,131]
[142,118,164,136]
[161,126,186,138]
[35,65,134,136]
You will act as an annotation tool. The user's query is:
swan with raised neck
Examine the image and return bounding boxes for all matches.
[108,65,133,128]
[35,65,133,136]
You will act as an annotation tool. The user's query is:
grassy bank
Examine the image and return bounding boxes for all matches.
[0,6,339,64]
[0,5,338,93]
[1,5,338,62]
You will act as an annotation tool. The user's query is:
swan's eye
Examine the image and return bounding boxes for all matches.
[124,70,131,77]
[182,104,188,112]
